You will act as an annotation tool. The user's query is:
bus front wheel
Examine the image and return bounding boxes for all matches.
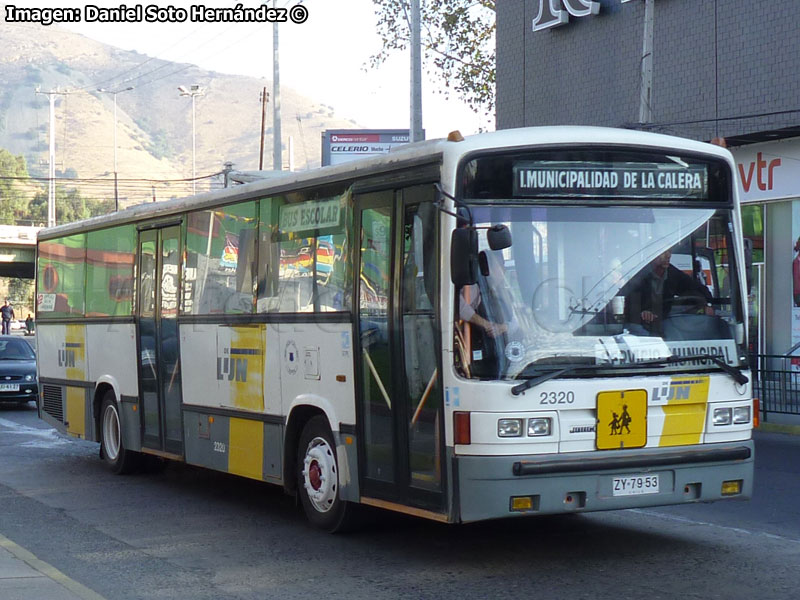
[100,392,140,474]
[296,416,355,532]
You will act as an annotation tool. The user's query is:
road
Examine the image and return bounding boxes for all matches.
[1,404,799,600]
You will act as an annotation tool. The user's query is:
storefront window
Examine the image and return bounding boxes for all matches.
[741,204,764,358]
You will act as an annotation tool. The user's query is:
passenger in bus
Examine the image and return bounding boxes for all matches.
[459,250,518,377]
[622,249,712,336]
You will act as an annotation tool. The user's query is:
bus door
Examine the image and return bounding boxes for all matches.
[355,188,445,513]
[136,225,183,455]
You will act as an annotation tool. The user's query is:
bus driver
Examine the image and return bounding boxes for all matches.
[622,249,712,336]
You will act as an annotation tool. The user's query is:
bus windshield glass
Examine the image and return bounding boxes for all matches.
[455,152,745,381]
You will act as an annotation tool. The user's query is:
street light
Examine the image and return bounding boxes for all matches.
[97,86,134,211]
[178,85,205,195]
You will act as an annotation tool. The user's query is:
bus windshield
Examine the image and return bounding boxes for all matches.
[456,204,746,380]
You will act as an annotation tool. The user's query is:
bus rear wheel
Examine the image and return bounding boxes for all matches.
[100,392,140,474]
[297,416,356,532]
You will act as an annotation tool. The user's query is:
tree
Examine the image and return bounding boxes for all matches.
[0,149,32,225]
[371,0,496,116]
[8,278,34,316]
[28,188,114,225]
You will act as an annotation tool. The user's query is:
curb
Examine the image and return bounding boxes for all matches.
[0,533,107,600]
[757,422,800,436]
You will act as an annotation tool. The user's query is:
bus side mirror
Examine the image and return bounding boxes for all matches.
[487,224,512,250]
[743,237,753,294]
[451,228,478,286]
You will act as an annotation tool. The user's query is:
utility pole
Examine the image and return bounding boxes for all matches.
[638,0,655,125]
[273,16,282,171]
[35,87,67,228]
[97,87,134,212]
[259,88,269,170]
[178,85,205,195]
[410,0,423,142]
[223,161,234,188]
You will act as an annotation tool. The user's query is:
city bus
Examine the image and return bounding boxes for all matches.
[35,127,754,531]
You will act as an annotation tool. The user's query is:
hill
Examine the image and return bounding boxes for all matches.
[0,17,359,208]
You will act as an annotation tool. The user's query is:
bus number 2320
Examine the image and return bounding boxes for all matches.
[540,391,575,404]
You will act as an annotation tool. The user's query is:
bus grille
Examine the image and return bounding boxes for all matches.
[42,385,64,422]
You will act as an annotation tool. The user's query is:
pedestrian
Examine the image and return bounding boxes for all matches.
[25,314,33,335]
[1,300,14,335]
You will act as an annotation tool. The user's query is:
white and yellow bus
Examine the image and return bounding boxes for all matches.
[36,127,754,531]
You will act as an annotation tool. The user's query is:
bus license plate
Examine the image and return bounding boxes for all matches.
[0,383,20,392]
[612,474,659,496]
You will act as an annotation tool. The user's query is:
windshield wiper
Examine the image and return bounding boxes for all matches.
[510,352,748,396]
[626,353,749,385]
[511,363,606,396]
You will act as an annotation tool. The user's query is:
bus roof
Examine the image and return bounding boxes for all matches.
[38,126,734,241]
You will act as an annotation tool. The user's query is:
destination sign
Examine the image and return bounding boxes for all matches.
[279,198,342,233]
[512,162,708,200]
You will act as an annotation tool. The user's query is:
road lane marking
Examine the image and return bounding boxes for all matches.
[630,509,800,545]
[0,533,108,600]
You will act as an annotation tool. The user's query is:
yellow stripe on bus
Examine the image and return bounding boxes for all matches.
[65,387,86,438]
[65,325,86,437]
[228,417,264,480]
[229,326,264,412]
[658,376,710,447]
[64,324,86,380]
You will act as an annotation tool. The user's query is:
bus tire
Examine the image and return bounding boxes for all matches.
[100,392,140,475]
[297,415,357,532]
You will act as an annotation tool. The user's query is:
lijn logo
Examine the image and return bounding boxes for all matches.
[58,348,76,368]
[217,353,248,382]
[651,378,709,404]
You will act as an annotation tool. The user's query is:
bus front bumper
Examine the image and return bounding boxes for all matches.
[454,441,754,523]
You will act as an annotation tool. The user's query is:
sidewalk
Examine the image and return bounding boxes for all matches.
[0,534,106,600]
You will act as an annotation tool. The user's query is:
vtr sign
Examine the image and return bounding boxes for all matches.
[533,0,639,32]
[533,0,600,31]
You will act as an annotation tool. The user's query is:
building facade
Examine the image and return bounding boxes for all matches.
[496,0,800,416]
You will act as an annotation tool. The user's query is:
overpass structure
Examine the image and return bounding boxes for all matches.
[0,225,40,279]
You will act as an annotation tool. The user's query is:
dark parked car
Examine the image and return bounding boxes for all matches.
[0,336,37,406]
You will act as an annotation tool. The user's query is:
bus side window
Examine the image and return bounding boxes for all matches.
[183,201,257,315]
[260,187,352,314]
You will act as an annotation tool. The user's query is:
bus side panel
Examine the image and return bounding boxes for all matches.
[86,322,138,447]
[37,323,91,439]
[278,322,356,425]
[183,410,285,484]
[180,323,265,412]
[278,322,358,500]
[180,322,284,484]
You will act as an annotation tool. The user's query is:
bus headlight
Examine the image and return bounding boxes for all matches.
[498,419,523,437]
[713,407,732,426]
[733,406,751,425]
[527,417,552,437]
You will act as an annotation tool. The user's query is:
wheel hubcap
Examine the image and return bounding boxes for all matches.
[303,436,337,513]
[102,404,121,461]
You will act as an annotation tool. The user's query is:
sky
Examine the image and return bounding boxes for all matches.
[19,0,493,140]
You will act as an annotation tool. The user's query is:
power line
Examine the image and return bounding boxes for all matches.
[0,172,222,184]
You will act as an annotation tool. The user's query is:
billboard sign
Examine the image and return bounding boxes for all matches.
[321,129,417,166]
